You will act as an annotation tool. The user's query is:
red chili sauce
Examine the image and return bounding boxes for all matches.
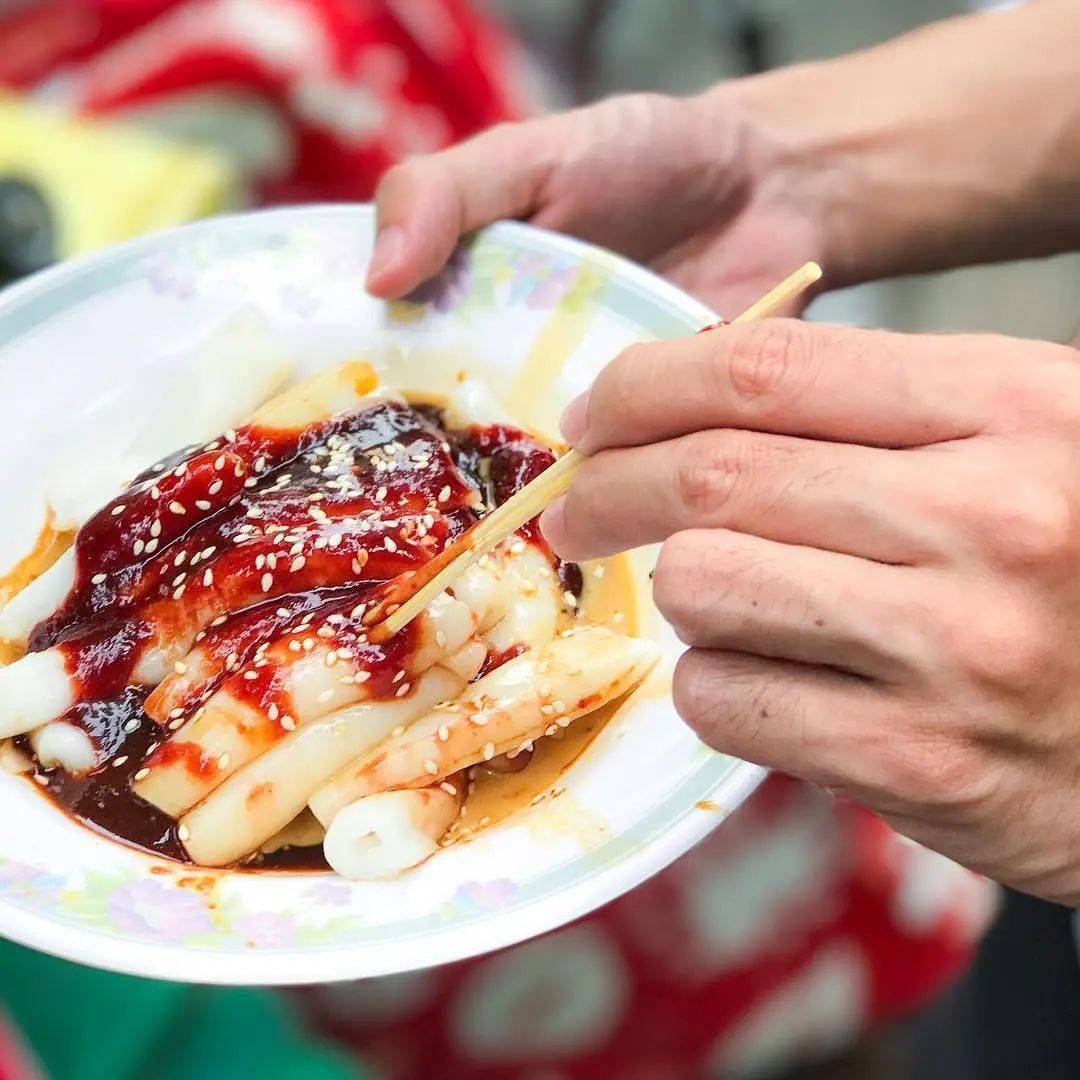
[19,399,580,867]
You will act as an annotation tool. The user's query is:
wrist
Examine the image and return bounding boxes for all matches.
[702,1,1080,289]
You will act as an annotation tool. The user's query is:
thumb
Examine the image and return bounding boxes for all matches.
[366,119,558,299]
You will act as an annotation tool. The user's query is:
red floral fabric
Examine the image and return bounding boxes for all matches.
[299,776,992,1078]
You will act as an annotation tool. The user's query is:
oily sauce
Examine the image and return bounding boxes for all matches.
[1,397,637,869]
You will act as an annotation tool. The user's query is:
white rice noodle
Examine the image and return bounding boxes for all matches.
[180,666,464,867]
[309,626,660,824]
[323,787,462,880]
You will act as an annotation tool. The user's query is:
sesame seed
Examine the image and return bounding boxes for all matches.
[288,640,301,652]
[395,683,411,697]
[172,585,185,599]
[385,537,398,553]
[214,455,226,470]
[281,715,296,731]
[211,615,227,626]
[424,759,438,775]
[203,569,214,586]
[325,650,338,666]
[150,486,161,499]
[243,670,258,681]
[482,742,495,761]
[290,556,306,572]
[195,500,211,511]
[112,756,128,767]
[123,717,141,733]
[440,781,458,796]
[438,724,449,742]
[318,689,334,703]
[254,456,267,472]
[178,825,191,842]
[169,707,185,719]
[168,500,186,515]
[91,572,107,585]
[133,539,145,556]
[376,486,387,501]
[208,480,223,496]
[111,505,125,516]
[261,573,273,592]
[169,717,184,730]
[172,573,186,587]
[268,703,279,720]
[134,768,151,781]
[145,538,159,555]
[438,486,450,503]
[174,661,188,675]
[244,477,257,489]
[354,671,371,683]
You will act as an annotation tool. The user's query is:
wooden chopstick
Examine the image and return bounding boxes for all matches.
[367,261,822,643]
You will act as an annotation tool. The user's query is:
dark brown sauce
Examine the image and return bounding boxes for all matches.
[5,392,601,869]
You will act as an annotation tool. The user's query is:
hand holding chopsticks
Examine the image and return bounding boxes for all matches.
[368,261,822,642]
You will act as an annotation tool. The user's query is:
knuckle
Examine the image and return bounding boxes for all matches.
[724,319,810,409]
[675,431,750,521]
[942,599,1053,692]
[979,483,1075,570]
[877,727,992,815]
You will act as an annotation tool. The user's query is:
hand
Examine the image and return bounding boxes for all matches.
[365,92,829,318]
[540,319,1080,905]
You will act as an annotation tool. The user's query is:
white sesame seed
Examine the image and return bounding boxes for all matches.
[172,585,185,599]
[244,478,257,489]
[123,717,141,734]
[438,486,451,503]
[354,671,371,683]
[318,689,334,703]
[178,825,191,842]
[168,500,186,515]
[437,724,449,742]
[91,572,107,585]
[385,537,398,553]
[214,455,227,470]
[208,480,223,496]
[376,486,387,501]
[145,538,159,555]
[281,715,296,731]
[261,573,273,592]
[174,661,188,675]
[424,759,438,775]
[111,505,125,516]
[290,556,306,572]
[133,539,145,556]
[195,500,211,511]
[134,768,151,781]
[482,742,495,761]
[112,756,129,768]
[396,682,411,697]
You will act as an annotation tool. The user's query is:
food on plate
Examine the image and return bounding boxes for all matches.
[0,360,657,879]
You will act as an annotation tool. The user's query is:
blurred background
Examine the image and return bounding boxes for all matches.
[0,1,1077,1078]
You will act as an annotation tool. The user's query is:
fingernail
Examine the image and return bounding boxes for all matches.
[366,225,404,285]
[560,391,589,446]
[539,496,567,553]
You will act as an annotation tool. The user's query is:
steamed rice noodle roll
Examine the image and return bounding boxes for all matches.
[309,626,659,826]
[179,664,467,866]
[323,787,463,880]
[135,592,479,819]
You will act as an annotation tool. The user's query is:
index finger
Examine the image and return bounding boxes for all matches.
[566,320,1011,452]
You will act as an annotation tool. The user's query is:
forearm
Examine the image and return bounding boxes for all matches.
[710,0,1080,287]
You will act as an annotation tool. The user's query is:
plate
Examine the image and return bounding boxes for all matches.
[0,205,764,984]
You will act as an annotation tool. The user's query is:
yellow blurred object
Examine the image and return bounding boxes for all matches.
[0,94,238,260]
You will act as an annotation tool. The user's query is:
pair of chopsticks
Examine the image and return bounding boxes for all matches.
[368,261,823,643]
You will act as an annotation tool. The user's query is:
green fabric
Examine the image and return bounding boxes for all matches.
[0,940,372,1080]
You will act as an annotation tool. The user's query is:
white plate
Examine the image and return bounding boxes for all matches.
[0,205,764,984]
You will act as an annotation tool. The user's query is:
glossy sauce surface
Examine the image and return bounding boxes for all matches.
[4,396,616,867]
